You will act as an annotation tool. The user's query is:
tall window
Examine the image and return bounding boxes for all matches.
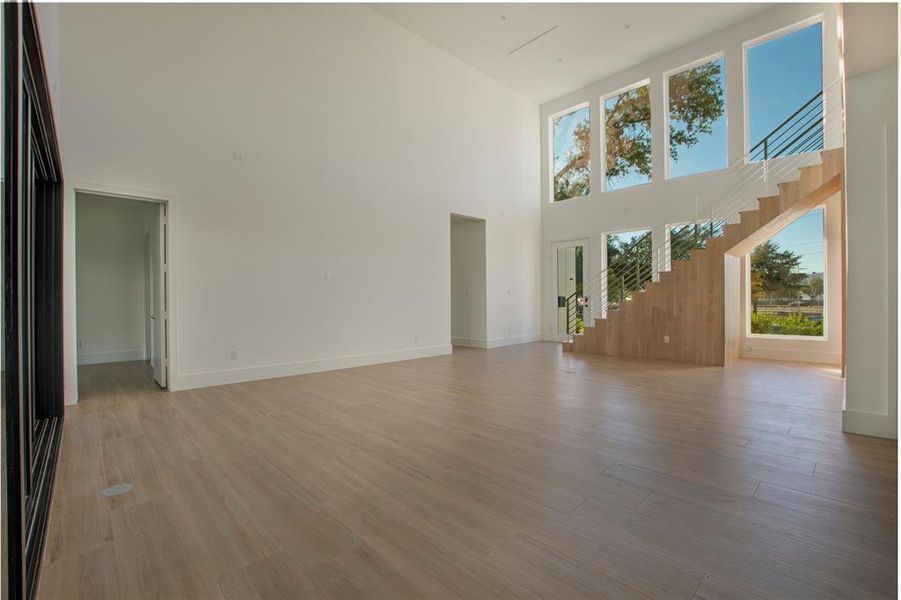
[747,21,823,161]
[552,105,590,202]
[604,82,651,191]
[667,57,727,178]
[606,229,652,308]
[749,208,825,337]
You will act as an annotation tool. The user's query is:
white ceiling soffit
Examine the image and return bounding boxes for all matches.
[371,3,775,104]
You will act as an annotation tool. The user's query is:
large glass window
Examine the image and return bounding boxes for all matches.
[552,106,590,202]
[667,57,727,178]
[749,208,825,337]
[604,82,651,191]
[747,21,823,161]
[606,229,652,309]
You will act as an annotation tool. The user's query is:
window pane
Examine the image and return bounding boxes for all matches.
[606,229,652,309]
[750,208,825,336]
[747,22,823,161]
[604,83,651,191]
[668,58,727,178]
[552,106,590,202]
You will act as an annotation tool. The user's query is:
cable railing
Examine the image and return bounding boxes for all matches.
[569,80,841,330]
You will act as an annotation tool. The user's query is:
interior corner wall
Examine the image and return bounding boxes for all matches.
[843,64,898,440]
[451,218,487,348]
[75,194,150,365]
[57,4,540,395]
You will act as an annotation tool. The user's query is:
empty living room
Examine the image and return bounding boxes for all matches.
[3,1,899,599]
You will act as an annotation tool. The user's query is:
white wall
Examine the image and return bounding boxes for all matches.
[843,65,898,439]
[539,4,840,339]
[58,4,540,397]
[451,217,487,347]
[76,194,151,365]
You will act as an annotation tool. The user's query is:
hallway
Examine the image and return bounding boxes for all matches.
[40,346,896,599]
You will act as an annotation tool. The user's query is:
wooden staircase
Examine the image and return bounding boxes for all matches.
[563,148,844,366]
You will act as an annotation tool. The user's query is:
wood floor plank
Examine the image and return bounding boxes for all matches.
[39,346,896,599]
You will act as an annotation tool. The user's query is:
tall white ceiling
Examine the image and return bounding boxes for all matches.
[371,3,774,104]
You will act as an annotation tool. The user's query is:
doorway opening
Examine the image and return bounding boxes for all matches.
[552,239,587,338]
[450,214,487,348]
[75,191,170,390]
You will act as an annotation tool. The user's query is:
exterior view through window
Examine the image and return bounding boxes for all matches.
[669,220,727,261]
[667,57,727,178]
[750,207,825,336]
[747,21,823,161]
[606,229,652,309]
[552,106,590,201]
[604,83,651,191]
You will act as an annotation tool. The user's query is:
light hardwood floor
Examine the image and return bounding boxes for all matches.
[40,344,896,599]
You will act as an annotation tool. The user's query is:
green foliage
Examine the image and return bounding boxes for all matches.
[603,61,725,182]
[750,240,806,310]
[554,121,590,202]
[669,221,724,261]
[606,232,653,305]
[574,317,585,334]
[605,86,652,180]
[751,312,823,336]
[668,61,725,160]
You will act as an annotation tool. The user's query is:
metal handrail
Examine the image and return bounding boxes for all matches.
[748,90,824,159]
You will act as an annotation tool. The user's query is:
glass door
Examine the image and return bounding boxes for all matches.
[554,242,586,336]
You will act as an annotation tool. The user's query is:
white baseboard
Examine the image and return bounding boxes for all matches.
[452,337,488,348]
[485,334,540,348]
[173,344,452,391]
[77,349,146,365]
[842,408,897,440]
[739,345,841,365]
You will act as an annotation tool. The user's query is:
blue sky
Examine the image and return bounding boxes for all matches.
[748,22,823,150]
[669,58,727,179]
[553,106,589,174]
[763,207,824,273]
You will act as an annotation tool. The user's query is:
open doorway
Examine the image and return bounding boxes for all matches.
[450,214,487,348]
[75,192,170,390]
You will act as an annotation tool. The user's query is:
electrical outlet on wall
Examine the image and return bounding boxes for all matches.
[664,335,670,344]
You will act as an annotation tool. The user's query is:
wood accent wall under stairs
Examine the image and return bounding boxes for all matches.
[563,148,844,366]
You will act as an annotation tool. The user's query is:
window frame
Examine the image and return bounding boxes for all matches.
[549,101,591,203]
[741,14,826,163]
[663,52,729,181]
[600,79,653,193]
[745,204,828,341]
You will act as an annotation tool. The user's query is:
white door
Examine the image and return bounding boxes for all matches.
[551,240,588,338]
[150,203,168,387]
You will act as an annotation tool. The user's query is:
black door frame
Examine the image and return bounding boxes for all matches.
[3,3,65,599]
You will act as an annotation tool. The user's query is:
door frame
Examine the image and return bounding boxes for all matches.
[549,238,590,341]
[66,181,178,398]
